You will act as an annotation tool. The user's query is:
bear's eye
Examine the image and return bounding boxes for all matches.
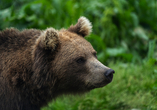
[93,52,97,58]
[76,57,86,64]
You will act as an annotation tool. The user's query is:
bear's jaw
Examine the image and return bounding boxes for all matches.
[85,79,112,90]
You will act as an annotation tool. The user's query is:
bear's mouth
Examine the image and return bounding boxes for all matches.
[86,79,112,90]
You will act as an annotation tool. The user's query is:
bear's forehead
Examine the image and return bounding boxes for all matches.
[59,31,92,46]
[58,31,96,55]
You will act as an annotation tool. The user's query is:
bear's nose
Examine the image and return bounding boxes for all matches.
[104,69,115,81]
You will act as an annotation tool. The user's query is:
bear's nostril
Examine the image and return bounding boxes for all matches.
[104,69,115,81]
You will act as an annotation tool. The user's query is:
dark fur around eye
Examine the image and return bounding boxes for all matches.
[93,52,97,58]
[76,57,86,64]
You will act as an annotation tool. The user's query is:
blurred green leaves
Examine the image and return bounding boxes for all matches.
[0,0,157,64]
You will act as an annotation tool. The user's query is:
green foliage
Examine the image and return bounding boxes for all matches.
[0,0,157,64]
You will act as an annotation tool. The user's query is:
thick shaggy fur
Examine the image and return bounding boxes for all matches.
[0,17,93,110]
[0,17,113,110]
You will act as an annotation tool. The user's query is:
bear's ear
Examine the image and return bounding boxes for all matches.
[35,28,59,51]
[68,16,92,37]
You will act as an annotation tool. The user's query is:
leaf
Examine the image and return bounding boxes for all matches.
[106,47,126,56]
[134,27,149,40]
[147,40,156,59]
[0,7,12,19]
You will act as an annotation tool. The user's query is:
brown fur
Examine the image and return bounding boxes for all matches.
[0,17,114,110]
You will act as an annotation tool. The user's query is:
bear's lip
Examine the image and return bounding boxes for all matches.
[94,79,112,87]
[86,83,107,90]
[86,77,113,90]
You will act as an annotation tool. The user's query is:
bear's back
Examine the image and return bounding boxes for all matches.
[0,28,41,52]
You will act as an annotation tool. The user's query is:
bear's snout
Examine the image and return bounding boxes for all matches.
[85,58,115,89]
[104,69,115,82]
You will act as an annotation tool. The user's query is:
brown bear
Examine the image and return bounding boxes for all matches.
[0,17,115,110]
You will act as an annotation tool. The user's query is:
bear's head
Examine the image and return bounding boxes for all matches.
[32,17,115,98]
